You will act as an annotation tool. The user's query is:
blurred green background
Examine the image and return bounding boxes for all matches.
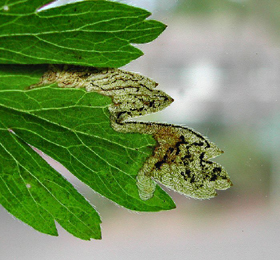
[1,0,280,259]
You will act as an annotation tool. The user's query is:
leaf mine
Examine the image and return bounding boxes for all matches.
[34,64,232,201]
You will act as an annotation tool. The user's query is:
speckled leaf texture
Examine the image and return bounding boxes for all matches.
[0,65,176,239]
[0,0,166,67]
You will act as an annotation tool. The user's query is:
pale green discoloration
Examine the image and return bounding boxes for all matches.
[35,65,232,200]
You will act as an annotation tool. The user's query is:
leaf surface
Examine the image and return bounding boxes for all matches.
[0,124,102,240]
[0,0,166,67]
[0,64,232,239]
[0,1,231,240]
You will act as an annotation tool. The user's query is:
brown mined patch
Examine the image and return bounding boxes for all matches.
[34,64,232,201]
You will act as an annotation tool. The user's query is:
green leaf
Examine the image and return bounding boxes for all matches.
[0,128,102,240]
[0,0,166,67]
[0,64,48,90]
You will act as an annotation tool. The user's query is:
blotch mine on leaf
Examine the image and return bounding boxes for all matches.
[33,65,232,201]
